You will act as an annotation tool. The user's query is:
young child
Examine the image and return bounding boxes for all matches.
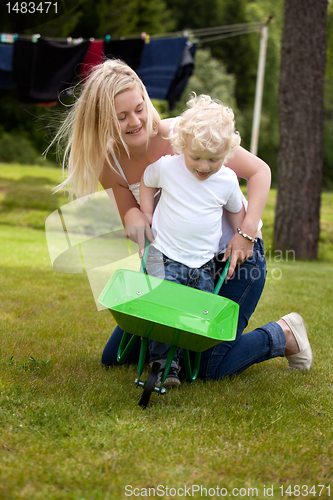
[140,94,246,387]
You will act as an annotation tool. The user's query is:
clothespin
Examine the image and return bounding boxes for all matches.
[105,35,111,42]
[141,33,150,44]
[32,34,40,43]
[67,37,73,44]
[0,33,18,44]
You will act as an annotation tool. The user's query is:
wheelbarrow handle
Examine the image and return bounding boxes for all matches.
[213,255,231,295]
[140,239,150,274]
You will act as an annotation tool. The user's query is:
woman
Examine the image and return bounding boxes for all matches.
[51,59,313,382]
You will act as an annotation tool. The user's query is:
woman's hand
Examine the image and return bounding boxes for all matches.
[124,207,155,258]
[222,232,255,279]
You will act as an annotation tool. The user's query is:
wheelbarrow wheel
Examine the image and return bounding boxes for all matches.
[138,361,161,408]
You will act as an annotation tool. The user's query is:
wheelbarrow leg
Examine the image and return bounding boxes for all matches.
[117,332,138,363]
[137,337,148,383]
[158,345,178,392]
[183,349,201,382]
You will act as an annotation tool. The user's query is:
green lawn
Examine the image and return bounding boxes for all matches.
[1,164,333,500]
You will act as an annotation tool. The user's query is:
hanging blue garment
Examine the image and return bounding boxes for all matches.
[0,43,14,89]
[136,37,188,101]
[166,42,197,110]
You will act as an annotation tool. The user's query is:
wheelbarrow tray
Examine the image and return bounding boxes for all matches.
[99,269,239,353]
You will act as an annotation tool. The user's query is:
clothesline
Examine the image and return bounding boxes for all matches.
[0,21,264,45]
[0,34,196,110]
[0,20,268,112]
[152,21,264,40]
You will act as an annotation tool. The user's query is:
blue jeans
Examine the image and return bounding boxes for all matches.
[145,246,214,369]
[101,239,286,379]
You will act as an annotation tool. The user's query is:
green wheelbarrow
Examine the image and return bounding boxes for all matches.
[98,245,239,407]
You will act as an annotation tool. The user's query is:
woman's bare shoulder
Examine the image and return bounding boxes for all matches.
[100,156,126,190]
[158,117,178,135]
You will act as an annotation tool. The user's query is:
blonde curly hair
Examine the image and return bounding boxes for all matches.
[170,94,240,160]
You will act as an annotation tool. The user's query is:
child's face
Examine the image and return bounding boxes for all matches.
[183,135,225,181]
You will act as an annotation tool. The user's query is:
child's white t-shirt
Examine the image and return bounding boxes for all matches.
[143,154,243,268]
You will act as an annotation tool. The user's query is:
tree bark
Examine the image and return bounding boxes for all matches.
[274,0,327,259]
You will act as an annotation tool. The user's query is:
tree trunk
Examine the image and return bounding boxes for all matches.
[274,0,327,259]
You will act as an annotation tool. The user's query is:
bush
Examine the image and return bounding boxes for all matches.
[0,132,39,164]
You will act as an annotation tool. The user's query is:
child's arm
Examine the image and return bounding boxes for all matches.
[225,204,246,235]
[139,175,158,226]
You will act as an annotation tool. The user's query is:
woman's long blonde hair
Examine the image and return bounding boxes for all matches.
[49,59,160,198]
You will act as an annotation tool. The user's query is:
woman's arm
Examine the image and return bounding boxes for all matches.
[100,160,154,256]
[225,146,271,236]
[224,146,271,275]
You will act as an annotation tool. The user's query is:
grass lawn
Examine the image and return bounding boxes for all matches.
[1,163,333,500]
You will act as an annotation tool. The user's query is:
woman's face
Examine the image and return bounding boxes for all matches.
[114,87,148,147]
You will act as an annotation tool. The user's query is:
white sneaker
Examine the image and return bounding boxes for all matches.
[282,313,313,370]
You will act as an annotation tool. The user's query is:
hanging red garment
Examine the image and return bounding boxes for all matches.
[79,40,104,78]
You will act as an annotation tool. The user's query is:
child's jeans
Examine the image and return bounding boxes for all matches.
[146,245,214,368]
